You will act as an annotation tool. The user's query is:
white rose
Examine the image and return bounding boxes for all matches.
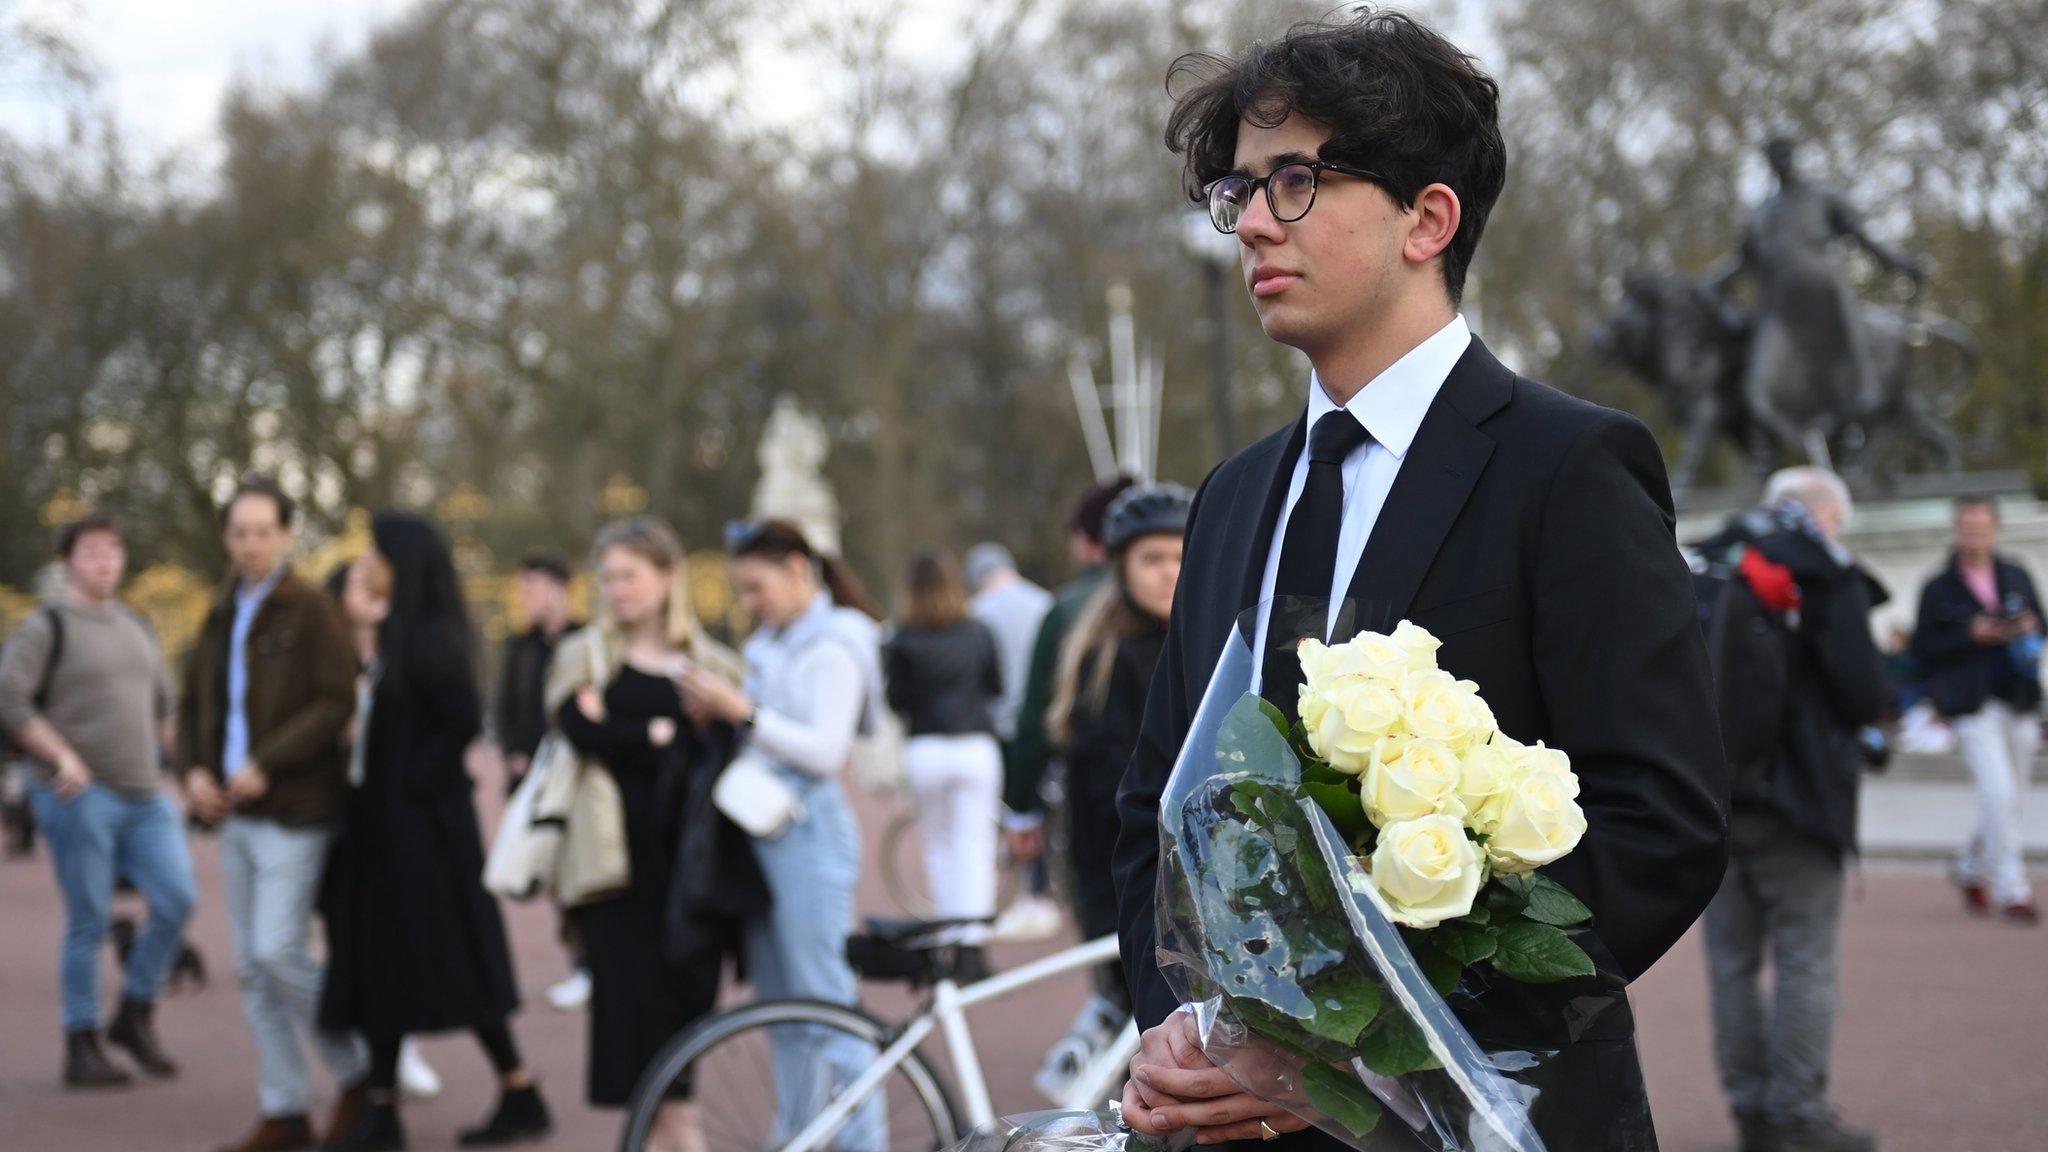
[1501,739,1579,798]
[1302,677,1405,774]
[1303,633,1411,697]
[1455,738,1515,835]
[1485,766,1588,874]
[1401,669,1497,754]
[1363,814,1486,928]
[1388,620,1443,672]
[1362,738,1466,826]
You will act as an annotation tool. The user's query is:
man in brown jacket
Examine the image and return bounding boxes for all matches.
[179,476,369,1152]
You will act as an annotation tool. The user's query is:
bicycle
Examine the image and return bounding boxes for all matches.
[618,920,1139,1152]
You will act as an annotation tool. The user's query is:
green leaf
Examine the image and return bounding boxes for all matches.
[1433,920,1498,968]
[1483,877,1531,921]
[1299,969,1382,1048]
[1300,760,1351,787]
[1520,873,1594,927]
[1215,696,1302,785]
[1223,996,1322,1059]
[1453,905,1491,927]
[1490,922,1597,983]
[1302,1062,1383,1139]
[1417,942,1466,996]
[1304,781,1370,839]
[1356,1009,1442,1077]
[1257,696,1292,735]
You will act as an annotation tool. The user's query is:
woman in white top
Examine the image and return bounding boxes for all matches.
[676,518,887,1150]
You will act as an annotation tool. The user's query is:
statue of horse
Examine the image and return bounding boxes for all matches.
[1591,269,1974,496]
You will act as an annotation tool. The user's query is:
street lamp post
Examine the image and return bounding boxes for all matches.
[1180,212,1238,457]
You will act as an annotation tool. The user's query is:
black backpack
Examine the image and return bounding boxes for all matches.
[1,607,66,757]
[1692,550,1795,799]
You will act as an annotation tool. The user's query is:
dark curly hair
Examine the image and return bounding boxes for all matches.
[1164,7,1505,305]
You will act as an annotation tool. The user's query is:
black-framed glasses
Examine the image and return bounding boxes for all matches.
[1204,161,1387,234]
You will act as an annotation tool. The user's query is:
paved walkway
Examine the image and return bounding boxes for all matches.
[2,772,2043,1151]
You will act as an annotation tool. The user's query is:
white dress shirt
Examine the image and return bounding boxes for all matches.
[1250,314,1473,689]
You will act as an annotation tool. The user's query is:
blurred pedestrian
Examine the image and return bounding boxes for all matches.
[1912,495,2043,924]
[317,512,550,1150]
[551,517,753,1152]
[490,552,590,1012]
[178,475,371,1152]
[0,511,196,1088]
[1694,468,1891,1152]
[322,563,443,1106]
[997,476,1136,940]
[678,518,884,1151]
[1047,483,1188,1008]
[884,547,1005,975]
[964,543,1051,745]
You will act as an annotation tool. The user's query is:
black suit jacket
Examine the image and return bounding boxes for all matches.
[1911,554,2044,719]
[1112,338,1728,1152]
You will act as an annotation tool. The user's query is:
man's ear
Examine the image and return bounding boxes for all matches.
[1403,183,1462,269]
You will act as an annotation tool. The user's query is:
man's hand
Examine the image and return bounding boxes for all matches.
[1969,614,2015,645]
[228,762,269,805]
[51,751,91,801]
[576,686,608,722]
[1123,1012,1312,1145]
[2016,611,2041,637]
[184,769,226,823]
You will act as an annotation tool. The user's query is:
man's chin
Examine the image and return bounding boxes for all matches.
[1254,305,1323,352]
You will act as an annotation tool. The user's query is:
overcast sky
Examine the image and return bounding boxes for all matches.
[1,0,413,156]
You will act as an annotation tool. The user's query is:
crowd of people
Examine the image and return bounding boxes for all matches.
[0,464,1200,1152]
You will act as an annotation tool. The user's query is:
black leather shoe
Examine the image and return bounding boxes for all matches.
[322,1099,405,1152]
[107,997,178,1077]
[457,1084,553,1146]
[64,1029,131,1088]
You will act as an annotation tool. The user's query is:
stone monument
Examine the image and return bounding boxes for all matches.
[749,395,841,556]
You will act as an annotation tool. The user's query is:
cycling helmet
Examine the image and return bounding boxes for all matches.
[1101,482,1194,553]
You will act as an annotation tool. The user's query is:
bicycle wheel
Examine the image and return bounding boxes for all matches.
[619,998,963,1152]
[882,807,1022,920]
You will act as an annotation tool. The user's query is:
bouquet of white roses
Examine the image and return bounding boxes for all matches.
[1293,622,1597,980]
[1150,603,1605,1152]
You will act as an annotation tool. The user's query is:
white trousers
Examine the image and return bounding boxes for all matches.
[903,732,1003,943]
[1953,699,2041,906]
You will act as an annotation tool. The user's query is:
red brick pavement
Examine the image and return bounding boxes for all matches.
[1,778,2042,1152]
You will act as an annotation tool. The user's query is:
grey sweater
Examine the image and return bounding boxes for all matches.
[0,597,172,798]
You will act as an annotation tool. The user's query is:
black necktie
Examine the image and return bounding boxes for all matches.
[1263,409,1372,722]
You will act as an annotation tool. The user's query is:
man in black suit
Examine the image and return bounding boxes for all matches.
[1112,11,1729,1151]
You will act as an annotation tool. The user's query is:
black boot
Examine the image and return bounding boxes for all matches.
[107,997,178,1078]
[457,1084,553,1146]
[321,1098,404,1152]
[64,1029,132,1088]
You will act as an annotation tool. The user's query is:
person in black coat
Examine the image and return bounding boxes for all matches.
[1692,471,1891,1152]
[1112,14,1727,1152]
[553,516,761,1152]
[1046,484,1188,1010]
[319,512,549,1150]
[1911,496,2044,923]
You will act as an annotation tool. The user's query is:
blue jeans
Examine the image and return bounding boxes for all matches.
[746,776,885,1150]
[28,783,198,1032]
[220,815,369,1117]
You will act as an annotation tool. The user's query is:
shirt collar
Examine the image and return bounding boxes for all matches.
[237,563,287,606]
[1305,314,1471,461]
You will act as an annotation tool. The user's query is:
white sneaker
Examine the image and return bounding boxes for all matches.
[546,968,592,1011]
[398,1037,442,1100]
[991,895,1064,943]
